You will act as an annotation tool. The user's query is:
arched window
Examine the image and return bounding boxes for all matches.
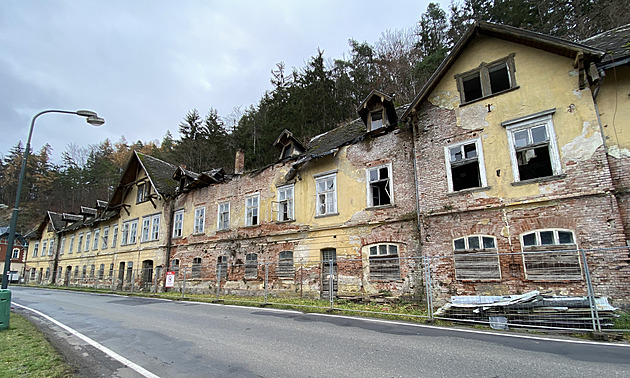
[520,229,581,281]
[452,235,500,281]
[367,243,401,281]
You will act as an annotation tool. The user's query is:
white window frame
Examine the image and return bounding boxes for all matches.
[444,138,487,192]
[12,248,19,259]
[277,184,294,221]
[315,172,337,216]
[151,214,160,240]
[370,109,385,131]
[520,229,581,281]
[92,229,100,250]
[48,239,54,256]
[194,206,206,234]
[40,240,46,257]
[32,242,39,257]
[60,237,65,255]
[84,231,91,252]
[141,216,151,242]
[245,193,260,226]
[102,226,109,250]
[69,235,74,254]
[504,110,561,182]
[77,234,83,253]
[366,163,394,207]
[128,220,138,244]
[121,223,129,245]
[111,225,118,248]
[217,202,230,231]
[173,210,184,238]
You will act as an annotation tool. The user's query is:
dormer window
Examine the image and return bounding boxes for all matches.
[357,89,397,133]
[456,54,517,104]
[137,182,150,203]
[370,110,384,131]
[273,129,306,160]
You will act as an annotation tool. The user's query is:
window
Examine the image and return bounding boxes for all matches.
[12,248,19,259]
[82,265,87,278]
[48,239,55,256]
[90,264,95,278]
[45,268,50,279]
[192,257,202,279]
[121,223,129,245]
[93,229,100,250]
[102,227,109,249]
[60,237,65,255]
[112,225,118,248]
[171,259,180,274]
[246,194,260,226]
[141,216,151,242]
[445,139,487,192]
[40,240,47,257]
[520,229,581,280]
[32,242,39,257]
[367,164,392,207]
[368,244,401,281]
[85,231,91,252]
[151,214,160,240]
[277,185,294,221]
[216,256,227,280]
[370,110,384,131]
[456,54,516,104]
[98,264,105,279]
[77,234,83,253]
[277,251,294,278]
[217,202,230,230]
[129,220,138,244]
[173,210,184,238]
[137,182,150,203]
[504,110,560,182]
[109,263,114,278]
[245,253,258,279]
[126,262,133,282]
[194,207,206,234]
[316,173,337,216]
[453,235,501,280]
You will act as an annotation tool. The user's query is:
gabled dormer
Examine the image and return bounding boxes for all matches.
[273,129,306,160]
[357,90,398,133]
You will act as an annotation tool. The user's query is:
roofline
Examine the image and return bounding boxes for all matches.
[401,21,605,122]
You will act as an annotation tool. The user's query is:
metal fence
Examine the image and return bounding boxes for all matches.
[27,247,630,333]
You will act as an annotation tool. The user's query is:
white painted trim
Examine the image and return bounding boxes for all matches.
[444,138,487,192]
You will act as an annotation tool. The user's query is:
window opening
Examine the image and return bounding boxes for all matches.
[192,257,202,278]
[520,229,581,281]
[277,185,294,221]
[316,174,337,216]
[246,194,259,226]
[368,243,401,281]
[194,207,206,234]
[277,251,294,278]
[173,210,184,237]
[245,253,258,279]
[368,165,392,207]
[216,256,227,280]
[371,110,383,131]
[446,139,486,192]
[218,202,230,230]
[452,235,501,280]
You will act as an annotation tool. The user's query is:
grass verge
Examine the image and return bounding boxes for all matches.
[0,312,74,377]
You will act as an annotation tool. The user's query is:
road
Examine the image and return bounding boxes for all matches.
[10,287,630,377]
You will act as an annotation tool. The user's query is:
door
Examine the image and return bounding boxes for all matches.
[142,260,153,289]
[321,248,337,299]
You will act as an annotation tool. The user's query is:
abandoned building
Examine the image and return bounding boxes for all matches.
[24,21,630,306]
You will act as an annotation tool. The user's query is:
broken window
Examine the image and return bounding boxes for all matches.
[277,251,294,278]
[445,139,487,192]
[194,207,206,234]
[245,253,258,279]
[246,194,260,226]
[370,110,384,131]
[173,210,184,238]
[521,229,581,281]
[192,257,202,278]
[505,111,560,182]
[453,235,501,280]
[316,173,337,216]
[456,55,516,104]
[277,185,294,221]
[368,244,401,281]
[367,164,392,207]
[217,202,230,230]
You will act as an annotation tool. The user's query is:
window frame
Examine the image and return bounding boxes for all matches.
[504,110,561,183]
[277,184,295,222]
[111,224,118,248]
[444,138,488,192]
[366,163,393,208]
[194,206,206,234]
[245,193,260,226]
[455,54,517,105]
[366,243,401,282]
[369,109,385,131]
[217,202,230,231]
[41,240,47,257]
[141,216,151,242]
[60,237,65,255]
[92,229,100,250]
[84,231,91,252]
[173,210,184,238]
[48,239,54,256]
[277,251,294,278]
[151,214,160,240]
[315,172,338,217]
[245,253,258,279]
[452,235,501,281]
[32,242,39,257]
[12,248,19,259]
[519,229,581,281]
[136,182,150,203]
[102,226,109,250]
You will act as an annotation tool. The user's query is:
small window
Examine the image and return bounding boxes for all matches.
[12,248,19,259]
[246,194,260,226]
[170,259,180,274]
[173,210,184,238]
[505,111,561,182]
[316,173,337,216]
[194,207,206,234]
[192,257,202,279]
[452,235,501,281]
[368,243,401,281]
[445,139,487,192]
[218,202,230,230]
[245,253,258,279]
[456,55,516,104]
[520,229,581,281]
[137,183,150,203]
[370,110,383,131]
[277,185,294,221]
[277,251,294,278]
[367,164,392,207]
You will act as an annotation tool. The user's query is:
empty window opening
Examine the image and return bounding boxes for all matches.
[446,139,486,192]
[371,110,383,130]
[368,165,392,207]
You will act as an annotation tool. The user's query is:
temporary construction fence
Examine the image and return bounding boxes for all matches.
[29,246,630,333]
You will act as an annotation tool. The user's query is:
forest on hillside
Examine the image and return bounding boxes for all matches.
[1,0,629,233]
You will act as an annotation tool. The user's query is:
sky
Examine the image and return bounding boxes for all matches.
[0,0,443,164]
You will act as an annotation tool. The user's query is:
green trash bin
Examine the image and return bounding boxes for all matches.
[0,289,11,330]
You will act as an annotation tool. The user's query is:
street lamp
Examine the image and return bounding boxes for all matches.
[1,109,105,289]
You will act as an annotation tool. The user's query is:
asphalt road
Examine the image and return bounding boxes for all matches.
[10,287,630,377]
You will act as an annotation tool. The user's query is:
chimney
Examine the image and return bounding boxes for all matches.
[234,150,245,174]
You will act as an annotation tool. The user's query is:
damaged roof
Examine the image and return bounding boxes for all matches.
[582,23,630,68]
[136,152,179,197]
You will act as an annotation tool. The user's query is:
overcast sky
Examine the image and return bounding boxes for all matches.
[0,0,442,163]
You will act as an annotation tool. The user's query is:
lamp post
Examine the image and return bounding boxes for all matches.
[1,109,105,289]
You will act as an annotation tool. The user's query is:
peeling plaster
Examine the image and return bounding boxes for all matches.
[608,145,630,159]
[539,181,562,195]
[457,104,490,130]
[428,91,458,109]
[471,191,490,199]
[561,121,603,163]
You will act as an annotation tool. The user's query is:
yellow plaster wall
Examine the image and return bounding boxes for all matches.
[429,35,602,199]
[597,65,630,157]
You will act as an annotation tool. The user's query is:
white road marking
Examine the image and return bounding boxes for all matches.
[12,302,160,378]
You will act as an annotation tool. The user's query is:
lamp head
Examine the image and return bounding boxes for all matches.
[87,116,105,126]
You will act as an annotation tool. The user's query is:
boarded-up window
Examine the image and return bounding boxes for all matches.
[453,235,501,280]
[216,256,227,280]
[277,251,294,278]
[245,253,258,279]
[368,244,401,281]
[521,230,581,281]
[192,257,202,278]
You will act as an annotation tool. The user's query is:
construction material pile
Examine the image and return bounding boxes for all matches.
[434,291,618,330]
